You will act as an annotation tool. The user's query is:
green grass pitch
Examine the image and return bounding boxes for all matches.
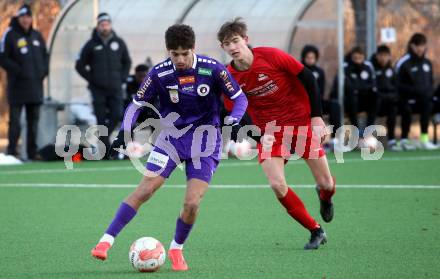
[0,150,439,278]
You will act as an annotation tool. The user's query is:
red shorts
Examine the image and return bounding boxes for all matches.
[257,125,325,163]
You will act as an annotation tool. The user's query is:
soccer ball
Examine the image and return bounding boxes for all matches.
[126,141,145,159]
[228,139,253,159]
[129,237,166,272]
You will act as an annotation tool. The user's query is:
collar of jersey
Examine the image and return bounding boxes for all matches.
[172,53,198,71]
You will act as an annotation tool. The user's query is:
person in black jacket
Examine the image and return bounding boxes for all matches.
[0,5,48,159]
[301,45,341,144]
[75,12,132,156]
[395,33,437,150]
[370,45,399,150]
[343,46,378,130]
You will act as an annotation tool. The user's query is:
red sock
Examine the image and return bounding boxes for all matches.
[278,188,320,231]
[319,176,336,202]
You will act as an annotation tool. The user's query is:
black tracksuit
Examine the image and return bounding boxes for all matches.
[370,54,398,140]
[75,29,131,150]
[395,50,434,138]
[0,17,48,158]
[342,58,378,129]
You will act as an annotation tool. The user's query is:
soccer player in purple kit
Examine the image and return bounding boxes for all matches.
[90,24,247,271]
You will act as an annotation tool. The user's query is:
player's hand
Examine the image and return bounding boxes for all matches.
[224,116,242,142]
[311,117,330,144]
[107,130,127,159]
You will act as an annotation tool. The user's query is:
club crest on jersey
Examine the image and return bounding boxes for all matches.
[360,70,369,80]
[179,76,195,85]
[258,73,269,81]
[167,85,179,103]
[386,68,393,77]
[197,84,210,96]
[423,63,430,72]
[110,41,119,51]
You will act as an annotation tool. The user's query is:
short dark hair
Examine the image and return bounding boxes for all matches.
[408,33,427,46]
[217,17,247,42]
[165,24,195,50]
[376,44,390,54]
[301,45,320,62]
[135,64,149,73]
[350,46,365,56]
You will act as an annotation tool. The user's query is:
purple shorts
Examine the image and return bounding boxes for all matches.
[146,127,221,183]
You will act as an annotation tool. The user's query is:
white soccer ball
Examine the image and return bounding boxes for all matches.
[126,141,145,159]
[228,139,253,159]
[129,237,166,272]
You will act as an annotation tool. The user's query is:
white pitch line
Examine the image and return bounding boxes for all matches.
[0,183,439,189]
[0,155,439,175]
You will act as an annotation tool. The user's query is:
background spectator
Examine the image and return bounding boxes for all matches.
[0,4,48,160]
[75,12,131,158]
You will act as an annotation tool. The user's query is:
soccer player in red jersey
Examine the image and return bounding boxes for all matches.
[218,18,336,249]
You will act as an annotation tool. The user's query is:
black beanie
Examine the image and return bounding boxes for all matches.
[16,4,32,17]
[97,12,111,24]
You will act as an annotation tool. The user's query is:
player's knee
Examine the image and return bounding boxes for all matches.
[269,180,288,197]
[183,202,199,217]
[317,175,334,191]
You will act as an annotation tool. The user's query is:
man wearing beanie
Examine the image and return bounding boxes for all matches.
[75,12,132,158]
[0,4,49,160]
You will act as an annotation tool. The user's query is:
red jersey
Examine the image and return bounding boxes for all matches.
[227,47,311,130]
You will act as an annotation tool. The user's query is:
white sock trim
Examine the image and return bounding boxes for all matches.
[99,233,115,246]
[170,239,183,250]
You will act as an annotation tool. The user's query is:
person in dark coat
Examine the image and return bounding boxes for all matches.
[75,12,132,157]
[370,45,399,150]
[342,46,378,130]
[395,33,437,150]
[0,4,48,159]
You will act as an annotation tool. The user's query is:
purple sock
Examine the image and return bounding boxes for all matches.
[174,217,193,245]
[105,202,137,237]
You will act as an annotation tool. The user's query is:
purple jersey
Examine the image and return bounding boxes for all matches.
[133,54,243,129]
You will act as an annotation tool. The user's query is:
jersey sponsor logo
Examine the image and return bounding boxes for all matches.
[147,151,169,168]
[258,73,269,81]
[360,70,369,80]
[110,41,119,51]
[94,45,103,51]
[197,84,210,96]
[350,73,357,79]
[182,85,194,93]
[178,76,195,85]
[32,40,40,47]
[220,70,235,93]
[198,67,212,76]
[376,70,383,76]
[17,38,27,48]
[423,63,430,72]
[246,80,279,97]
[167,85,179,103]
[136,76,152,99]
[410,66,418,72]
[158,69,174,78]
[20,46,28,54]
